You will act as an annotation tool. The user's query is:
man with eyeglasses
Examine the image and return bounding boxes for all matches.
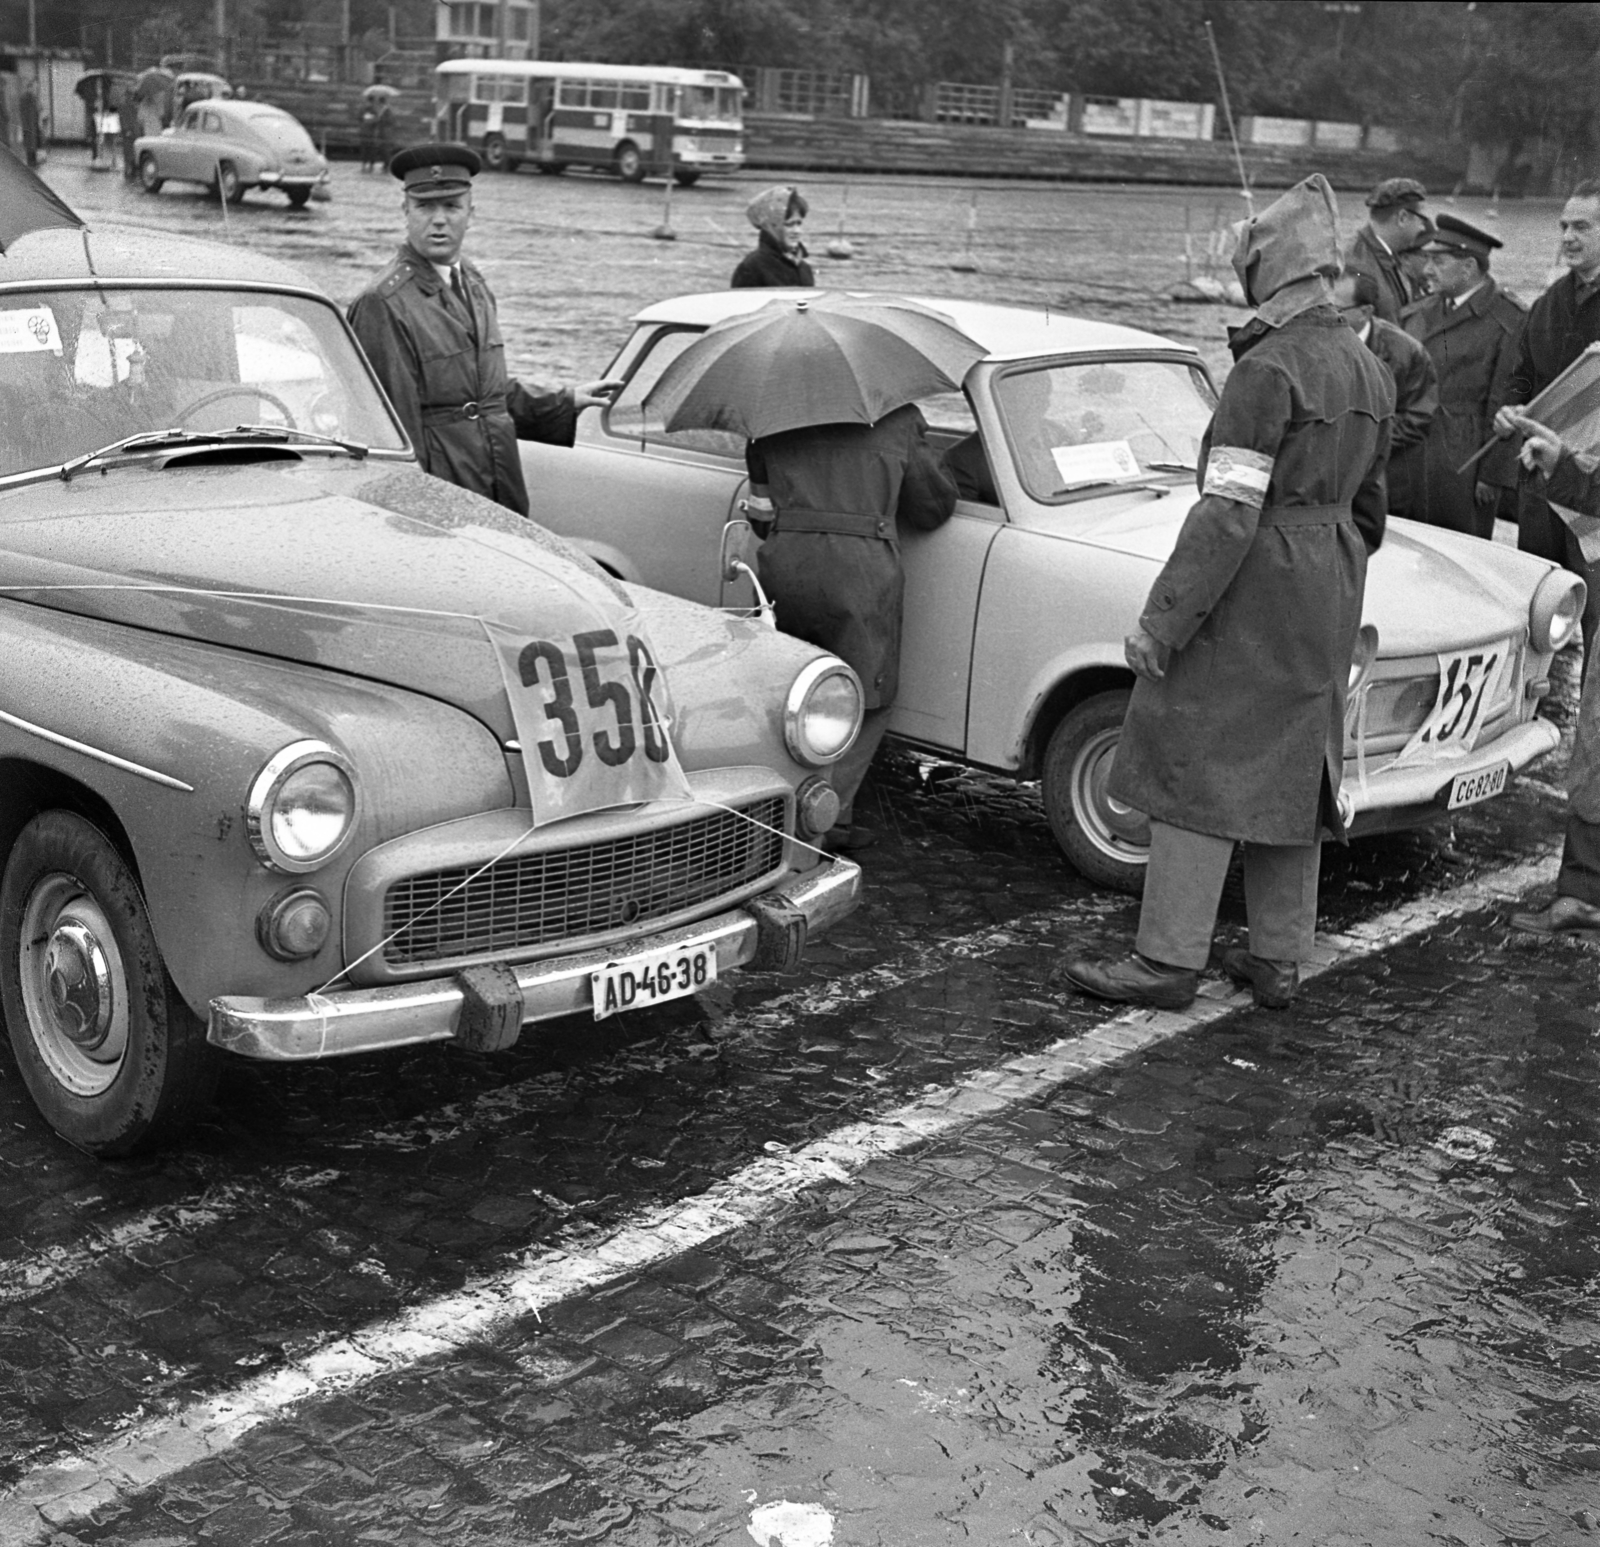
[1331,269,1438,520]
[1399,213,1524,537]
[1345,177,1430,324]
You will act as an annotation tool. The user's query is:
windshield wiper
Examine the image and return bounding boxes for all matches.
[1054,478,1172,497]
[1145,461,1197,473]
[57,423,370,483]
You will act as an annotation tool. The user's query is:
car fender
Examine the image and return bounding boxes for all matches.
[0,604,512,1014]
[965,523,1155,771]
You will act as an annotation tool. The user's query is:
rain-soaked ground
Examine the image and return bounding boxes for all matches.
[0,152,1595,1544]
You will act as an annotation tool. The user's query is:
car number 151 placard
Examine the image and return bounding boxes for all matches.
[485,616,693,823]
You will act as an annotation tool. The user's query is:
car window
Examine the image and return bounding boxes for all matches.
[201,111,222,134]
[180,108,200,131]
[0,287,407,478]
[605,327,746,460]
[994,356,1216,501]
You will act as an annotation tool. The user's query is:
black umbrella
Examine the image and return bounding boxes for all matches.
[0,145,86,253]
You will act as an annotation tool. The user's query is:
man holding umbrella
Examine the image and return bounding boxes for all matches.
[1061,175,1394,1011]
[644,295,975,850]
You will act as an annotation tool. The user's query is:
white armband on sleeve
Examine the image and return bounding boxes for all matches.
[1201,446,1274,509]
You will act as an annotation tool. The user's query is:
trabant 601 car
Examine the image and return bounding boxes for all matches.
[135,97,329,206]
[524,290,1585,892]
[0,233,862,1155]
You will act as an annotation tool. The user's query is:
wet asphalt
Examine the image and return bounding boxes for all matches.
[0,152,1596,1545]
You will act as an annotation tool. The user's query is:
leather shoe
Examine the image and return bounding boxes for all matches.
[822,824,877,853]
[1217,946,1299,1009]
[1510,895,1600,937]
[1057,952,1198,1010]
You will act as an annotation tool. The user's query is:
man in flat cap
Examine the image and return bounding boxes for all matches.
[1398,212,1524,537]
[1495,179,1600,667]
[731,185,816,288]
[1060,175,1393,1013]
[1345,177,1429,324]
[348,142,618,517]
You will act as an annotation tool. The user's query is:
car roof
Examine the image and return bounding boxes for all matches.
[0,222,324,293]
[630,290,1199,362]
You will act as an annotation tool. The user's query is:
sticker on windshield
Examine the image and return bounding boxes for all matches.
[1051,439,1139,488]
[484,618,694,824]
[0,306,62,355]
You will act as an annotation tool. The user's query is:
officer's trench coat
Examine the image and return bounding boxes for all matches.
[348,246,576,517]
[1107,308,1395,846]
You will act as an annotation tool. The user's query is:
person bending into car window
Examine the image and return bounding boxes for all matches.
[746,405,957,851]
[1060,175,1394,1014]
[731,186,816,289]
[348,143,619,517]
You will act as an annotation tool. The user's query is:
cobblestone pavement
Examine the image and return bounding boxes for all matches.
[1,155,1595,1545]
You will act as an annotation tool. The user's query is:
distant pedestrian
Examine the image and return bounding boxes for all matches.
[746,404,957,850]
[1060,175,1393,1013]
[358,101,380,172]
[1507,412,1600,936]
[1398,213,1523,537]
[347,144,619,517]
[731,185,815,289]
[1345,177,1430,324]
[1331,269,1438,520]
[374,99,395,168]
[1494,179,1600,667]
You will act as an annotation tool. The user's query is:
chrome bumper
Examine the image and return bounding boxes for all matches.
[208,859,860,1062]
[1343,715,1559,816]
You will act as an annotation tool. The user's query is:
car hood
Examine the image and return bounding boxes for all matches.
[0,459,725,742]
[1039,489,1550,655]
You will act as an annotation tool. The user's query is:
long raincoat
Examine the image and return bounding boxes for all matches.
[348,246,576,517]
[1108,177,1395,847]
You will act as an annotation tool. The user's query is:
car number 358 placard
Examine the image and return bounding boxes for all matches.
[485,618,693,823]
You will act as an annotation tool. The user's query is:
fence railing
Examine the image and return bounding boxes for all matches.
[745,68,868,119]
[929,81,1068,128]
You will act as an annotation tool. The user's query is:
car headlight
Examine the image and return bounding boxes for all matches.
[1530,568,1586,653]
[1348,622,1379,694]
[247,740,359,873]
[784,658,863,766]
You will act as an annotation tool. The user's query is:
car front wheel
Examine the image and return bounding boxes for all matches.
[0,812,219,1155]
[138,152,163,192]
[1040,690,1149,893]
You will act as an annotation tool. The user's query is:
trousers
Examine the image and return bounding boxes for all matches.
[831,706,892,825]
[1135,820,1321,970]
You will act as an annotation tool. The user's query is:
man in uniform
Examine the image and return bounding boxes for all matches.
[1494,179,1600,666]
[1396,213,1523,537]
[1345,177,1430,324]
[1061,175,1393,1012]
[1331,268,1438,519]
[348,143,618,517]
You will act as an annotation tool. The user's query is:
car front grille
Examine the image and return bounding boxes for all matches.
[381,797,787,966]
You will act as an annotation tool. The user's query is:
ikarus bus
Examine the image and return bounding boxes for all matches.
[434,59,745,184]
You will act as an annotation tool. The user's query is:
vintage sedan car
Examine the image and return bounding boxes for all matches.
[0,232,862,1156]
[524,290,1585,891]
[135,97,329,206]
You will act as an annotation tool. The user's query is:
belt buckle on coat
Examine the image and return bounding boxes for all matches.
[460,400,482,421]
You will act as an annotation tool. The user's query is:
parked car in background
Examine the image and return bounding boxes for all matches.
[0,232,862,1156]
[135,97,329,206]
[525,289,1585,892]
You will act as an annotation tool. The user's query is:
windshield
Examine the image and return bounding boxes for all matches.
[679,85,741,122]
[0,287,406,478]
[994,356,1216,501]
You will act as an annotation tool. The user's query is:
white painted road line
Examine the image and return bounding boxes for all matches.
[0,846,1559,1542]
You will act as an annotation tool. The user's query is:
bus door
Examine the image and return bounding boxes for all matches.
[527,80,554,156]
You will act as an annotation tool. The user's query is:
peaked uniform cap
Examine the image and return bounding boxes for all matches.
[1231,173,1343,308]
[389,142,481,199]
[1421,211,1502,262]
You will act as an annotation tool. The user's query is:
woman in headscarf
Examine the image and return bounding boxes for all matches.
[731,185,816,288]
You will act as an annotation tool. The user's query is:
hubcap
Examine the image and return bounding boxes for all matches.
[18,876,130,1097]
[1074,730,1151,859]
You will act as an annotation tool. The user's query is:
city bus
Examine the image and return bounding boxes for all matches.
[433,59,745,184]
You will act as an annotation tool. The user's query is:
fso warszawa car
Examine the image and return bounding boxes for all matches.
[525,289,1584,893]
[0,231,862,1155]
[135,97,329,206]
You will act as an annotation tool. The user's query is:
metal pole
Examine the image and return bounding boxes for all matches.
[1204,19,1252,214]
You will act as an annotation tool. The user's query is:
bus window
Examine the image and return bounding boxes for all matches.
[443,72,471,103]
[556,79,585,108]
[620,84,651,111]
[652,83,677,115]
[589,83,619,110]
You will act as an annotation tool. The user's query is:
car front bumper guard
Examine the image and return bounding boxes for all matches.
[1341,715,1559,821]
[207,859,860,1062]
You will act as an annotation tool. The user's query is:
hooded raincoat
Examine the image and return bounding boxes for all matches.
[1108,175,1395,846]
